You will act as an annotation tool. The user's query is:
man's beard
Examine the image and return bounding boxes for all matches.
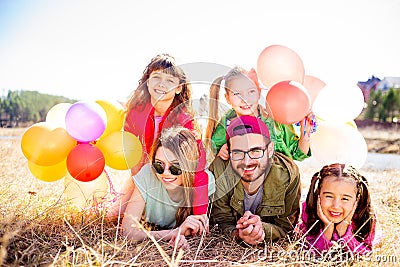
[233,156,272,183]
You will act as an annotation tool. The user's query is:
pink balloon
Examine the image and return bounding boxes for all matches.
[257,44,305,88]
[265,81,311,124]
[65,101,107,142]
[303,75,326,105]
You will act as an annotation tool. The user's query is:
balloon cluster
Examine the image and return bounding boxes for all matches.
[21,100,142,183]
[257,44,367,168]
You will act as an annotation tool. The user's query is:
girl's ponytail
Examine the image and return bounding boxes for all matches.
[204,76,224,153]
[304,171,323,236]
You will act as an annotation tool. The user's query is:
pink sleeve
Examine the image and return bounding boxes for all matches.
[296,202,333,252]
[340,224,374,255]
[192,139,209,215]
[306,229,333,252]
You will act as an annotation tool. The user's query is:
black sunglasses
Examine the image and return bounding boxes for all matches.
[152,161,182,176]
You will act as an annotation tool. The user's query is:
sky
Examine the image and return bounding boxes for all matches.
[0,0,399,102]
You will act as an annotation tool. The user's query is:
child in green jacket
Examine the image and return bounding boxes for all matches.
[205,66,313,161]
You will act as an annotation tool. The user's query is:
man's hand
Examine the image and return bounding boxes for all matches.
[235,211,265,245]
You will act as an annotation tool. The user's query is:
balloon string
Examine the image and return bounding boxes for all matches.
[103,169,123,203]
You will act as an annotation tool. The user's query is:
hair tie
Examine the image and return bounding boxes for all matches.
[220,77,226,91]
[313,171,321,193]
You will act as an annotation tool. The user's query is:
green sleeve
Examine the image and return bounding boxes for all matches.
[211,123,228,153]
[262,158,301,241]
[273,122,311,161]
[209,158,237,237]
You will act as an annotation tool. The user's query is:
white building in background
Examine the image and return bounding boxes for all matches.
[377,77,400,90]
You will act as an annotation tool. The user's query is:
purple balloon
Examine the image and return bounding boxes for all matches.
[65,101,107,142]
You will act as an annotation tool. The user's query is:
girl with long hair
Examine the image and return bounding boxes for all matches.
[296,163,378,254]
[108,54,209,219]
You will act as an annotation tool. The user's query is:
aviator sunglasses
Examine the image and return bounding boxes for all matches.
[152,161,182,176]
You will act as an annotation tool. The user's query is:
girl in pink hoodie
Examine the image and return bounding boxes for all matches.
[296,163,377,255]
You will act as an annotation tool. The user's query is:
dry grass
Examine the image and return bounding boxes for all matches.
[1,128,399,266]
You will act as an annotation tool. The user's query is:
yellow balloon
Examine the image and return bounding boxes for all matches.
[346,120,357,128]
[28,159,67,182]
[96,100,126,138]
[96,131,142,170]
[64,171,109,209]
[21,122,77,166]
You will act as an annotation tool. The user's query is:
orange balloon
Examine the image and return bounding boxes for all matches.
[265,81,311,124]
[303,75,326,105]
[21,122,77,166]
[28,159,67,182]
[67,143,105,182]
[96,131,142,170]
[257,44,305,88]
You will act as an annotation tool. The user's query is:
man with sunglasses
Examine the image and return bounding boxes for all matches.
[210,115,301,245]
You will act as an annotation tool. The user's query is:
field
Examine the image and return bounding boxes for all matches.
[0,127,399,266]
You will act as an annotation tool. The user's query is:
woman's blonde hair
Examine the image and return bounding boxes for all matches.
[149,126,199,226]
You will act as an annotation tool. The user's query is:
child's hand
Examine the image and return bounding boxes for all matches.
[336,200,357,237]
[317,196,335,240]
[299,112,317,140]
[317,196,332,227]
[217,144,230,160]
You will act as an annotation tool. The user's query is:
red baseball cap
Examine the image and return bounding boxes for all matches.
[227,115,270,141]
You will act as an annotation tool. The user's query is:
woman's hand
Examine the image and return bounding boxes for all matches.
[168,232,189,250]
[217,144,230,160]
[336,200,357,237]
[179,214,209,237]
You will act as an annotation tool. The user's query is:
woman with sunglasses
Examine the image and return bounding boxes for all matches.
[122,127,215,249]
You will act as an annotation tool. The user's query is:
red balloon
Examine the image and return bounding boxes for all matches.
[303,75,326,105]
[265,80,311,124]
[67,143,105,182]
[257,44,305,88]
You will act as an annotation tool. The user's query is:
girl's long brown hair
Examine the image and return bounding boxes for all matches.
[305,163,374,244]
[149,127,199,227]
[125,54,192,116]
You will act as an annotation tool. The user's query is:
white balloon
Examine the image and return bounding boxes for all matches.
[46,103,72,129]
[312,84,365,123]
[310,120,367,169]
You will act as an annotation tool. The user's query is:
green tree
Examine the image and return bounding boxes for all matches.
[364,90,383,120]
[0,90,75,127]
[382,88,400,122]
